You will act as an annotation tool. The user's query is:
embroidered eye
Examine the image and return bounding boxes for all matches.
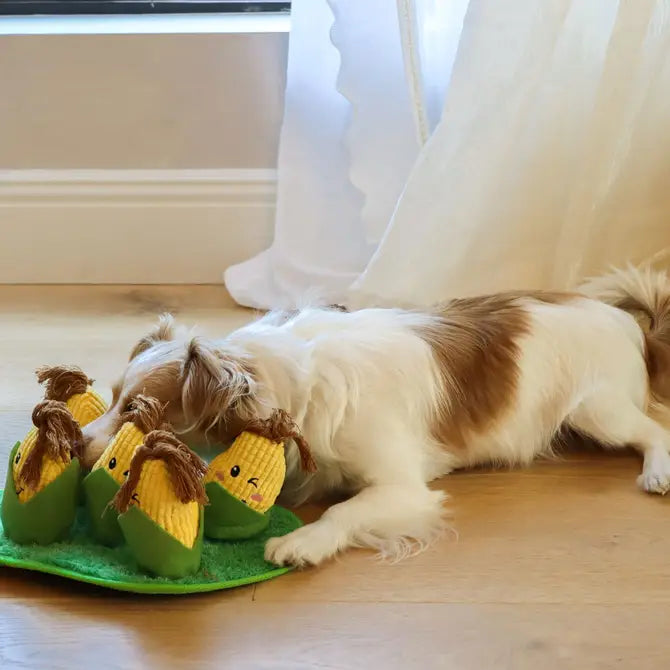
[247,477,259,488]
[230,465,240,477]
[14,452,21,465]
[109,457,117,470]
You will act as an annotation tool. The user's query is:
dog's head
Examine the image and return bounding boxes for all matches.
[80,314,257,468]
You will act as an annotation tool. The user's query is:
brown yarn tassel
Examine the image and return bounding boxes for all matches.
[36,365,91,402]
[113,430,208,513]
[111,394,169,435]
[244,409,317,473]
[20,400,83,489]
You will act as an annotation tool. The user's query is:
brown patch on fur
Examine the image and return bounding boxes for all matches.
[442,289,579,310]
[595,273,670,403]
[244,409,317,473]
[581,266,670,404]
[644,337,670,401]
[180,337,256,438]
[111,394,169,435]
[599,288,670,337]
[113,429,208,513]
[129,313,175,360]
[111,381,122,406]
[417,293,538,448]
[36,365,91,402]
[644,306,670,400]
[607,295,656,326]
[21,400,83,488]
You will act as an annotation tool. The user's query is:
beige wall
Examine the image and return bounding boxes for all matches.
[0,32,287,169]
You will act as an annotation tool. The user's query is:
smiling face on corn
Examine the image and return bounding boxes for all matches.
[90,395,167,486]
[91,422,144,485]
[204,432,286,513]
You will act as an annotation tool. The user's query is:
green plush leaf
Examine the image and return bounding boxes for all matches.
[1,443,80,545]
[82,468,123,546]
[118,505,204,579]
[204,481,270,540]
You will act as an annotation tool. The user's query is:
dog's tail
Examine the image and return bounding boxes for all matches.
[581,263,670,400]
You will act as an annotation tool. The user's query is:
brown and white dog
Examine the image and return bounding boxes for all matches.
[81,265,670,567]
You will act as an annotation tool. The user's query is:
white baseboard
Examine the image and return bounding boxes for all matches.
[0,169,276,283]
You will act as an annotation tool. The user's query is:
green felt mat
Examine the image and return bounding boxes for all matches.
[0,490,300,594]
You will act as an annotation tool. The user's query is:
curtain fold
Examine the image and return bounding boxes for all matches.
[225,0,459,309]
[224,0,364,309]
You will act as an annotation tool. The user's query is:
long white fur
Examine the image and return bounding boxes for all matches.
[83,271,670,567]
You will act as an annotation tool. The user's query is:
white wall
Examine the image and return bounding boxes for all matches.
[0,30,287,282]
[0,32,287,168]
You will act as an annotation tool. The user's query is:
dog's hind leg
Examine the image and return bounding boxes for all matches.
[567,390,670,495]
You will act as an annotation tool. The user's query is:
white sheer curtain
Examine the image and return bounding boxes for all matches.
[225,0,670,310]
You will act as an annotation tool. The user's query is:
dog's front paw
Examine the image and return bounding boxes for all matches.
[637,470,670,495]
[265,524,337,567]
[638,449,670,495]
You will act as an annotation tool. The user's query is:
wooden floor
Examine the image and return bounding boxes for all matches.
[1,286,669,669]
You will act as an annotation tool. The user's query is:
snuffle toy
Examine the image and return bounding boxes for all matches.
[1,366,107,544]
[3,370,317,580]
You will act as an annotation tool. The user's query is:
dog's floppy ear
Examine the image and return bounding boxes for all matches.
[180,337,254,433]
[129,313,176,360]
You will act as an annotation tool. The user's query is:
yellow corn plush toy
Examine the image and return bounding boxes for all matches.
[112,430,208,578]
[204,409,317,540]
[2,366,107,545]
[83,395,167,545]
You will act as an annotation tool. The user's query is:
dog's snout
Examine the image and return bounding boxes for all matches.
[79,422,112,470]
